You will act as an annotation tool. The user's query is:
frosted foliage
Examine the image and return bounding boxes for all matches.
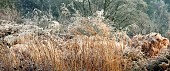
[131,33,169,56]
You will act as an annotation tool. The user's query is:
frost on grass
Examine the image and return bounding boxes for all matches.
[0,15,170,71]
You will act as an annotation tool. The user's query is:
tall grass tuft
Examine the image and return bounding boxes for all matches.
[0,32,129,71]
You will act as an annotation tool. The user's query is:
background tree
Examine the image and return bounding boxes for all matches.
[145,0,170,35]
[0,0,16,9]
[1,0,170,37]
[72,0,151,36]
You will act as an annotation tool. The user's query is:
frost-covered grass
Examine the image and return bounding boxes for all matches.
[0,16,170,71]
[0,4,170,70]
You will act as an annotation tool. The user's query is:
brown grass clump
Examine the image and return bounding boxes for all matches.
[1,36,63,71]
[62,35,128,71]
[131,33,169,57]
[0,23,129,71]
[0,35,129,71]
